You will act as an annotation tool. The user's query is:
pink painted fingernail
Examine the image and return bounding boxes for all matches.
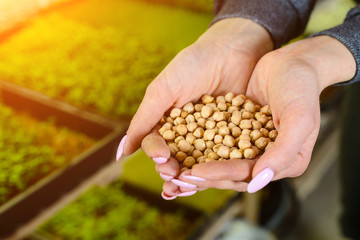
[171,179,197,189]
[159,173,174,181]
[177,191,197,197]
[161,191,177,200]
[153,157,168,164]
[116,135,127,161]
[247,168,274,193]
[182,175,206,182]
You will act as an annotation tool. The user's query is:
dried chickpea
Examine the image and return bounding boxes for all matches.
[230,149,242,159]
[251,145,260,155]
[265,120,274,130]
[227,105,239,113]
[252,120,262,130]
[240,120,252,129]
[183,103,194,113]
[260,105,272,115]
[208,151,220,160]
[185,114,195,123]
[197,118,206,128]
[205,120,216,129]
[269,130,278,140]
[260,128,269,137]
[197,156,206,163]
[192,149,203,159]
[244,148,256,159]
[204,148,212,156]
[217,102,228,111]
[168,143,179,156]
[239,135,251,141]
[194,112,202,120]
[183,156,196,168]
[255,112,268,125]
[239,140,252,150]
[206,141,215,149]
[176,125,188,136]
[187,122,198,132]
[216,121,227,128]
[185,133,196,145]
[223,135,236,147]
[232,95,245,106]
[228,122,236,129]
[170,108,181,118]
[194,103,204,112]
[159,125,170,136]
[242,111,254,119]
[160,116,166,125]
[204,129,216,141]
[214,134,223,144]
[225,92,235,102]
[166,117,174,125]
[180,167,190,173]
[217,146,230,158]
[213,112,225,121]
[250,129,262,142]
[194,139,206,151]
[194,127,205,138]
[178,140,192,152]
[205,158,216,163]
[230,111,242,125]
[201,95,214,104]
[201,106,213,118]
[181,110,188,118]
[241,129,251,136]
[218,126,230,136]
[231,127,241,138]
[255,105,261,112]
[212,144,222,153]
[174,136,185,144]
[175,151,187,162]
[174,117,186,125]
[255,137,270,149]
[216,96,226,103]
[243,100,255,113]
[163,130,175,141]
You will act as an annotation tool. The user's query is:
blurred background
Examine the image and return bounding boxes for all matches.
[0,0,356,239]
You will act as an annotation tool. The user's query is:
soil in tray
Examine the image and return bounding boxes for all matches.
[0,101,95,205]
[32,181,201,240]
[0,0,212,118]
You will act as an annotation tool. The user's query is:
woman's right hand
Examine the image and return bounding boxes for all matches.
[116,18,273,199]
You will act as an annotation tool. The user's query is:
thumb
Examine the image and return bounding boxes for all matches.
[247,103,320,193]
[116,77,176,160]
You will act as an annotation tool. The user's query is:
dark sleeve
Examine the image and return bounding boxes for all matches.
[212,0,316,48]
[311,4,360,84]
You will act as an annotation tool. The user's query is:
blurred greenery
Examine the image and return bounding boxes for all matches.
[121,150,235,214]
[0,101,95,205]
[0,0,212,118]
[37,181,199,240]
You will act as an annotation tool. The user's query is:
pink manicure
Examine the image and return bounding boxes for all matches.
[181,174,206,182]
[161,191,177,200]
[159,173,174,181]
[247,168,274,193]
[116,135,127,161]
[153,157,168,164]
[177,191,197,197]
[171,179,197,189]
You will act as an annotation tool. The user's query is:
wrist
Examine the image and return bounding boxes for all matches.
[198,18,274,61]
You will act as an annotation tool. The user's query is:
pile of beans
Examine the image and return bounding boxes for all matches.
[158,93,277,171]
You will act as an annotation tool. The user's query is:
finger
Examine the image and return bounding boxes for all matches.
[189,159,255,181]
[155,157,180,180]
[248,101,320,193]
[162,181,181,200]
[122,78,176,157]
[141,125,171,164]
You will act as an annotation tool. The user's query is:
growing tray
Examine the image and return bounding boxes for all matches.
[0,80,127,239]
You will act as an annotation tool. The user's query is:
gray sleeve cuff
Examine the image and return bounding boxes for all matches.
[212,0,316,48]
[311,5,360,84]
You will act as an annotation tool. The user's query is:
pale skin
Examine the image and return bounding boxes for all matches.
[120,18,356,198]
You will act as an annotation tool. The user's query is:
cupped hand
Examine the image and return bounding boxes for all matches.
[176,36,356,195]
[116,18,273,199]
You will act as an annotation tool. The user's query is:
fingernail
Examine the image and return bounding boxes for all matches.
[159,173,174,181]
[161,191,177,200]
[177,191,197,197]
[181,174,206,182]
[171,179,197,189]
[247,168,274,193]
[116,135,127,161]
[153,157,168,164]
